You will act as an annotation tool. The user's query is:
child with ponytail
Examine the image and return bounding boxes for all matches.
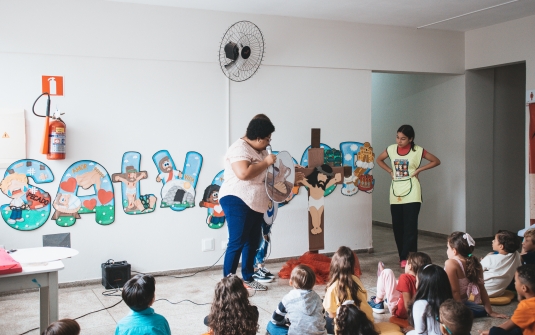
[444,232,508,319]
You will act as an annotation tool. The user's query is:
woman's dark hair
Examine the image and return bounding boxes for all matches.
[335,304,378,335]
[122,274,155,311]
[409,264,453,333]
[496,230,521,254]
[209,275,259,335]
[327,246,362,307]
[448,232,481,284]
[42,319,80,335]
[245,118,275,140]
[397,125,416,151]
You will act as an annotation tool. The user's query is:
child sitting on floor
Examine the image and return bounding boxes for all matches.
[521,229,535,265]
[368,252,432,319]
[481,264,535,335]
[205,274,259,335]
[480,230,521,297]
[407,264,453,335]
[115,274,171,335]
[323,246,403,335]
[267,264,326,335]
[444,231,507,319]
[438,299,473,335]
[323,246,374,334]
[335,301,379,335]
[42,319,80,335]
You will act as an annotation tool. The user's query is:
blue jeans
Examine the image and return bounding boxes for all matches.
[220,196,263,281]
[254,221,272,267]
[266,321,288,335]
[463,300,487,318]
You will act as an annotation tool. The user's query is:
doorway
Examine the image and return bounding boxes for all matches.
[466,62,526,237]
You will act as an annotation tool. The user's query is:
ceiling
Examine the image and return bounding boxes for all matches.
[108,0,535,31]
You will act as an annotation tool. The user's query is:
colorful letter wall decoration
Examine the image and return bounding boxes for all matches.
[0,159,54,231]
[112,152,157,215]
[199,170,225,229]
[340,141,375,196]
[52,160,115,227]
[152,150,203,211]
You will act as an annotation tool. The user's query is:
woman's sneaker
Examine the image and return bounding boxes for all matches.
[367,296,385,314]
[252,269,274,283]
[243,280,268,291]
[259,267,276,279]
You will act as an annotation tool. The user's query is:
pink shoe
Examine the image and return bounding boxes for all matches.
[377,261,384,277]
[400,260,407,268]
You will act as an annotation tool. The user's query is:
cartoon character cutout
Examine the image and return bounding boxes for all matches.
[340,141,375,196]
[0,160,54,231]
[199,184,225,229]
[112,154,157,215]
[1,172,30,224]
[156,156,182,183]
[52,161,115,226]
[152,150,203,211]
[296,164,341,235]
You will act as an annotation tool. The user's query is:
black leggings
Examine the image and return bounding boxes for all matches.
[390,202,421,261]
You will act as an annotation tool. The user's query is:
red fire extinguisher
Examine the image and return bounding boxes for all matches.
[33,93,66,160]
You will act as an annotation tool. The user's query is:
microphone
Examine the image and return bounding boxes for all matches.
[266,145,273,155]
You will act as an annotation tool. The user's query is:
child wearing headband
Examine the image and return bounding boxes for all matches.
[444,232,507,318]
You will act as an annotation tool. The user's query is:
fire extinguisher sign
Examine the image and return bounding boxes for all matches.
[42,76,64,96]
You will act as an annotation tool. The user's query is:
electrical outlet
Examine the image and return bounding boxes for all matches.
[221,240,227,250]
[202,238,215,252]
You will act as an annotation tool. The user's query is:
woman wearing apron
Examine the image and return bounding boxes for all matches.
[376,125,441,268]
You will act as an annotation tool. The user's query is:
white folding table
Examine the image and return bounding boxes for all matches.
[0,247,78,333]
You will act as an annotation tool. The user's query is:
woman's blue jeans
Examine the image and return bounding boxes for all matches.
[220,195,263,281]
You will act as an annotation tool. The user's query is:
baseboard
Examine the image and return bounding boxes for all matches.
[372,220,494,242]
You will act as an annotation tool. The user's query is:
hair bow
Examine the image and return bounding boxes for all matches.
[463,233,475,247]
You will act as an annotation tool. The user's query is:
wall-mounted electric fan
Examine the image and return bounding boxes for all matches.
[218,21,265,82]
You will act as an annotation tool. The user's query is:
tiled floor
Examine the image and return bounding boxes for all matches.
[0,225,516,335]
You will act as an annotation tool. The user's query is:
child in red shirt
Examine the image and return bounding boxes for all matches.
[368,252,431,318]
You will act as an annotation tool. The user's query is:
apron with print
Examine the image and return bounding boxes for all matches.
[387,144,424,204]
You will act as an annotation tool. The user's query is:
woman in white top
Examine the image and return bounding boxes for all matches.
[407,264,453,335]
[219,115,276,291]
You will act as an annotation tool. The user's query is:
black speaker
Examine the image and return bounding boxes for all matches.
[101,260,131,289]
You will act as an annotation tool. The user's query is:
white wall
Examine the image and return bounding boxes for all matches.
[371,73,466,235]
[0,0,465,283]
[465,15,535,229]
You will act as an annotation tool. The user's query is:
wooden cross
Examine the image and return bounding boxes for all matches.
[295,129,351,252]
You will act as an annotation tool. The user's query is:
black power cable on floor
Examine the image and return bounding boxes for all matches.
[132,249,226,279]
